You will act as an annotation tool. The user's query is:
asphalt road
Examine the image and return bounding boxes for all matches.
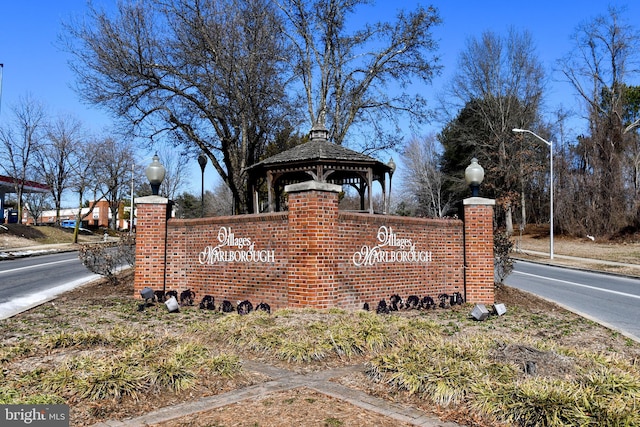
[0,251,99,319]
[505,260,640,342]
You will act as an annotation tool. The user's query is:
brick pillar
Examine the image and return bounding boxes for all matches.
[133,195,171,298]
[463,197,495,304]
[285,181,341,308]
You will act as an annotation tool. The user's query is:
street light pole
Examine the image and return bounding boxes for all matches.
[387,158,396,215]
[512,128,554,259]
[130,163,134,235]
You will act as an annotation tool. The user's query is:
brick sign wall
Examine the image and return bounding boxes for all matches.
[165,213,289,307]
[335,213,464,309]
[134,182,495,309]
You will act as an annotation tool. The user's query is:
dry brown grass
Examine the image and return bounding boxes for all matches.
[1,269,639,427]
[0,224,104,249]
[513,225,640,277]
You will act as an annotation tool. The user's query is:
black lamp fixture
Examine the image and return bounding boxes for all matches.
[464,158,485,197]
[388,158,396,177]
[145,154,166,196]
[197,153,207,217]
[387,158,396,214]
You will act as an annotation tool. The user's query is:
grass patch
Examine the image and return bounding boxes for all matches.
[1,279,639,427]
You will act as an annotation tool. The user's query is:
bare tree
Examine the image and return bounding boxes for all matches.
[35,113,85,224]
[69,139,102,243]
[94,138,135,230]
[0,95,47,224]
[63,0,293,214]
[401,134,451,217]
[443,28,545,234]
[278,0,442,151]
[23,192,51,225]
[155,144,190,201]
[558,6,640,236]
[206,181,234,216]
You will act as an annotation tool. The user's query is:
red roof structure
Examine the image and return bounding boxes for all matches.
[0,174,49,223]
[0,174,49,193]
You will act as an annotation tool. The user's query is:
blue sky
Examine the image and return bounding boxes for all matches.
[1,1,638,200]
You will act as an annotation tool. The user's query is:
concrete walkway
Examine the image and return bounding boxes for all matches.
[89,360,460,427]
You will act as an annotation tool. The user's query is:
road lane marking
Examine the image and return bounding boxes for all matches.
[514,271,640,300]
[0,258,78,275]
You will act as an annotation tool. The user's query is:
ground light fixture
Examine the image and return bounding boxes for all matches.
[140,287,154,301]
[471,304,489,321]
[494,303,507,316]
[464,158,485,197]
[165,296,179,313]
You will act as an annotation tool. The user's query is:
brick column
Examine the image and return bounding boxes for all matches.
[463,197,495,304]
[285,181,341,308]
[133,195,171,298]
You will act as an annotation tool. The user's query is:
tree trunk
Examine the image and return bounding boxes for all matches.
[505,203,514,236]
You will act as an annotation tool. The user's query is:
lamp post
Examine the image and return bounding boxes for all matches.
[197,153,207,218]
[512,128,554,260]
[130,163,134,234]
[387,158,396,214]
[145,154,166,196]
[464,158,485,197]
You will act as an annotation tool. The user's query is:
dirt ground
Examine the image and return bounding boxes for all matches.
[2,225,640,426]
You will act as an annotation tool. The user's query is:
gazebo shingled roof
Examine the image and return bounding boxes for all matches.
[251,138,378,165]
[247,124,393,214]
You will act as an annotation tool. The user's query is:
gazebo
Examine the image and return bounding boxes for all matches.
[247,124,395,214]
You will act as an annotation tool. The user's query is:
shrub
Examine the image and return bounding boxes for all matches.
[494,230,514,283]
[78,235,135,284]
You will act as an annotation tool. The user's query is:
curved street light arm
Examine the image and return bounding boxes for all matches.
[512,128,554,259]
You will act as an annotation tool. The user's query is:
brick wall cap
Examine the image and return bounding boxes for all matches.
[136,195,170,205]
[339,211,462,226]
[463,197,495,206]
[285,180,342,194]
[172,212,287,226]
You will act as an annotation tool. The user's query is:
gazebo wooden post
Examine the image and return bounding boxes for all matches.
[267,171,275,213]
[367,168,374,214]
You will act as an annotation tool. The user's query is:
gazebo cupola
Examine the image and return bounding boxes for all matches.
[247,123,393,214]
